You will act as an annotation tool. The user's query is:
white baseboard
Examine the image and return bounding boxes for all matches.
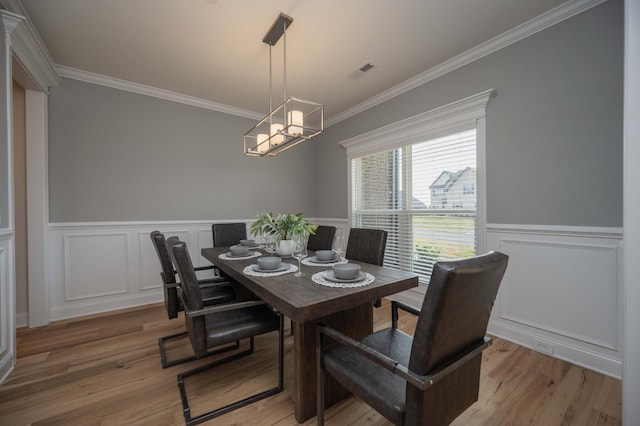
[15,312,28,328]
[488,320,622,379]
[49,291,163,322]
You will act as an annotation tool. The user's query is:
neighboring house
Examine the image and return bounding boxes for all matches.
[429,167,476,209]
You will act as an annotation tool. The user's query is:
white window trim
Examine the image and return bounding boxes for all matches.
[339,89,493,254]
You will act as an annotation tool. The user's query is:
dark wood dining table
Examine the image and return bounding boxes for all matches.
[201,246,418,423]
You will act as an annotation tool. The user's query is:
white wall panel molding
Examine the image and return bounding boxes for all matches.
[486,224,622,378]
[50,219,257,230]
[487,223,623,238]
[47,219,349,321]
[0,237,15,383]
[48,220,252,321]
[62,233,130,301]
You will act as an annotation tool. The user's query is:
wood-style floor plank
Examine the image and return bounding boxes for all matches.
[0,301,621,425]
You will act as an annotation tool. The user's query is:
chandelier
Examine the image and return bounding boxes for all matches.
[244,13,324,157]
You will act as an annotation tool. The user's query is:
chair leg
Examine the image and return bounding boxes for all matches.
[159,331,239,369]
[391,301,399,329]
[178,316,285,426]
[316,328,325,426]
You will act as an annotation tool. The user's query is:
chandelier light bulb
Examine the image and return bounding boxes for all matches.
[288,110,304,135]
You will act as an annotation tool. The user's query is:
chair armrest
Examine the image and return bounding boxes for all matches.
[178,289,266,317]
[393,300,420,317]
[391,300,420,328]
[194,265,215,272]
[197,277,234,288]
[318,324,492,391]
[397,336,493,390]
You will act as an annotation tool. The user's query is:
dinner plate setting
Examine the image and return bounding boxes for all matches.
[219,251,262,260]
[243,263,298,277]
[311,271,375,288]
[302,256,347,266]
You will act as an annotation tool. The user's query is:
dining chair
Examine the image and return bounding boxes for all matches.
[212,222,248,247]
[345,227,387,266]
[168,238,284,426]
[317,251,508,426]
[306,225,337,252]
[150,231,237,368]
[346,227,388,307]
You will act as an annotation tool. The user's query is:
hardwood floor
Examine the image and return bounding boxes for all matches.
[0,301,621,425]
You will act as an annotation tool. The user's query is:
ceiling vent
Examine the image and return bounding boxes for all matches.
[359,63,374,73]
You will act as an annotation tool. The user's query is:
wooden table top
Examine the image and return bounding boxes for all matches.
[201,247,418,323]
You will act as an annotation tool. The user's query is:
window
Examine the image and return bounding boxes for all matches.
[340,90,491,286]
[351,130,477,283]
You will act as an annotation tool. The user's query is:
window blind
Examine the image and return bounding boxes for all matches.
[351,129,477,284]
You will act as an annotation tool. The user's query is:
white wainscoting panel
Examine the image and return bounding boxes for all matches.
[486,224,623,378]
[0,232,16,383]
[63,233,130,301]
[46,219,349,322]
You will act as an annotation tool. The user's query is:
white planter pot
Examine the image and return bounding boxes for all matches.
[277,239,295,256]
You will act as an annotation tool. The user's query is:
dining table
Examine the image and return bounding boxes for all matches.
[201,246,418,423]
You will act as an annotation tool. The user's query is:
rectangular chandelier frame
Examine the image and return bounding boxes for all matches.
[244,96,323,157]
[243,12,324,157]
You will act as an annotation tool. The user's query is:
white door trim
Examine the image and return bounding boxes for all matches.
[25,90,48,326]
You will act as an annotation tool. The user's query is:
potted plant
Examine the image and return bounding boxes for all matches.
[250,212,317,255]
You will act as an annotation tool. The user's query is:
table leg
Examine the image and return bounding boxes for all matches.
[293,303,373,423]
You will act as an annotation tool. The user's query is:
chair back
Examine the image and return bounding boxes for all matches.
[345,228,388,266]
[212,223,247,247]
[167,238,208,357]
[150,231,180,319]
[306,225,336,251]
[410,251,508,374]
[405,251,508,424]
[150,230,176,284]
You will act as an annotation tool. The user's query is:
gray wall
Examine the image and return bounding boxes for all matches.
[313,0,623,227]
[48,79,317,222]
[47,0,623,227]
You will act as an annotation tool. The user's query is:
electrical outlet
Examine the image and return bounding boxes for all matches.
[532,338,554,355]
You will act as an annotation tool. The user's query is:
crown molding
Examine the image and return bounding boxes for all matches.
[326,0,608,127]
[6,0,606,120]
[55,65,264,120]
[0,0,60,92]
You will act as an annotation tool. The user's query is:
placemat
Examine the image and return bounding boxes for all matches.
[243,263,298,277]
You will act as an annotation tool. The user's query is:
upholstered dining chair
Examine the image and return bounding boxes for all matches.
[168,238,284,426]
[150,231,236,368]
[317,251,508,426]
[212,222,248,247]
[346,227,388,307]
[307,225,337,252]
[345,227,387,266]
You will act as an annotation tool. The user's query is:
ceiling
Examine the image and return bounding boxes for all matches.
[18,0,571,122]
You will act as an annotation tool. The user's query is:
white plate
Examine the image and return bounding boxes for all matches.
[226,251,255,258]
[323,271,366,283]
[252,264,291,273]
[309,256,337,264]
